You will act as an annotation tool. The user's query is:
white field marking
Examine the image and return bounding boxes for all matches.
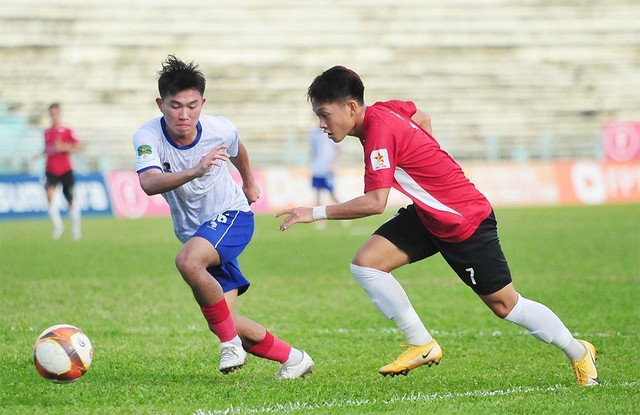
[191,381,639,415]
[20,326,635,339]
[315,327,636,339]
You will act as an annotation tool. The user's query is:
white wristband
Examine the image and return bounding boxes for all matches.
[312,205,328,221]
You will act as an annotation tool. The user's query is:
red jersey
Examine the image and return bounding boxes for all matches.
[44,125,78,176]
[360,100,492,242]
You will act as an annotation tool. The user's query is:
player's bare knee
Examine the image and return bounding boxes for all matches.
[351,252,386,270]
[351,256,371,268]
[488,302,513,319]
[175,250,199,283]
[480,284,519,319]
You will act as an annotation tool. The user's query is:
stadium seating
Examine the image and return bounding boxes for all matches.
[0,102,45,174]
[0,0,637,171]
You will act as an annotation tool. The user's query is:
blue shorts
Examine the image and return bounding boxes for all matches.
[312,174,335,191]
[192,210,255,295]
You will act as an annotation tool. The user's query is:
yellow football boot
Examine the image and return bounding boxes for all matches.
[379,339,442,377]
[571,339,600,386]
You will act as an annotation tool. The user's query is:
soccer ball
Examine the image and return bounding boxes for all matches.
[33,324,93,383]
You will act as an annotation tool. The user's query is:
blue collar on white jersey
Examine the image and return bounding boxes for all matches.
[161,117,203,150]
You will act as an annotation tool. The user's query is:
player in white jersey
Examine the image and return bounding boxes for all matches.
[309,126,340,206]
[133,55,313,379]
[135,114,249,243]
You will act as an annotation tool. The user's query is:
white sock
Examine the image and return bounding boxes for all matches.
[350,263,432,345]
[284,347,304,366]
[504,293,586,360]
[69,202,82,240]
[48,201,63,236]
[222,335,243,348]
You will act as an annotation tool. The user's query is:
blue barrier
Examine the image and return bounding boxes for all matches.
[0,173,112,220]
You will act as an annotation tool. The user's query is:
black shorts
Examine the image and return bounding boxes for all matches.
[373,205,512,295]
[45,170,75,202]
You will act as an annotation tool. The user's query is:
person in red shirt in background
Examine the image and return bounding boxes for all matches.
[276,66,599,387]
[42,102,82,240]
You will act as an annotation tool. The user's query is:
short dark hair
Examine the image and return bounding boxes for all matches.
[157,55,206,99]
[307,66,365,105]
[48,102,60,111]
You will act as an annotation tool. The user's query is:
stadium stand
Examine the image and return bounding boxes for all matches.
[0,0,638,171]
[0,101,45,174]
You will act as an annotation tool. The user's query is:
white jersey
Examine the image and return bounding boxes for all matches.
[309,127,338,176]
[133,115,250,243]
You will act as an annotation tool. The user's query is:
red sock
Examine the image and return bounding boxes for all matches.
[247,331,292,364]
[200,299,237,342]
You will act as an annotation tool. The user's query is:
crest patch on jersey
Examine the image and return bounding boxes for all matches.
[370,148,390,171]
[136,145,155,162]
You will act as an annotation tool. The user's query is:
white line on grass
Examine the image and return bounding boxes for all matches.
[191,381,638,415]
[316,327,636,339]
[15,326,636,339]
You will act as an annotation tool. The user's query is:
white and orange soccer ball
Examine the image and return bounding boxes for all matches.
[33,324,93,383]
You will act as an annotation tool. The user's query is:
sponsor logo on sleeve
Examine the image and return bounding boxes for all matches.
[370,148,390,171]
[136,145,155,162]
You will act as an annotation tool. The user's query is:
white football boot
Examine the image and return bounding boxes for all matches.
[276,351,314,379]
[219,342,247,374]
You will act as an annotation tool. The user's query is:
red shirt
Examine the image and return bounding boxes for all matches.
[44,125,78,176]
[360,100,492,242]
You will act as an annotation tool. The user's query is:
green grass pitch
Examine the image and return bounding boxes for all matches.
[1,204,638,414]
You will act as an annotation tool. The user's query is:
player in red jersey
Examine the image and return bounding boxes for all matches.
[276,66,599,386]
[42,103,82,240]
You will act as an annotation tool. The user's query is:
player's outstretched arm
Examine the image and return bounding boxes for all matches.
[276,188,391,231]
[275,207,314,231]
[138,145,229,195]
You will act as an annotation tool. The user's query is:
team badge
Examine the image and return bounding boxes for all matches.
[370,148,390,171]
[136,145,155,162]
